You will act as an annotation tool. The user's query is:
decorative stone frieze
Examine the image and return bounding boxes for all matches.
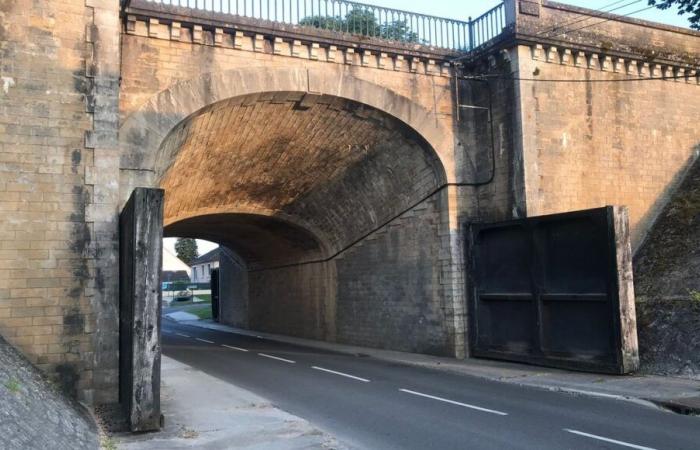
[561,49,572,65]
[254,34,265,52]
[214,28,224,46]
[345,48,355,65]
[327,45,337,62]
[613,57,625,73]
[291,40,302,57]
[122,15,452,78]
[234,31,245,49]
[362,50,373,67]
[148,18,159,38]
[309,43,320,60]
[528,43,699,83]
[171,21,182,41]
[192,25,203,44]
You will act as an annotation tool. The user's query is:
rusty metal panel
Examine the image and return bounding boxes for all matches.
[467,206,639,374]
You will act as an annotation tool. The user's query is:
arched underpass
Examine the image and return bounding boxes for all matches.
[160,91,458,356]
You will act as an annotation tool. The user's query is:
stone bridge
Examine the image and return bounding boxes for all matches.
[0,0,698,417]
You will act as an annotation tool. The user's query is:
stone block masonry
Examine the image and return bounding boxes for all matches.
[0,0,699,408]
[0,0,121,404]
[504,0,700,250]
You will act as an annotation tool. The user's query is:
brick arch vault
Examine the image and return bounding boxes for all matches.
[119,67,467,357]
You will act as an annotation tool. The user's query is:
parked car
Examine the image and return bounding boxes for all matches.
[173,290,192,302]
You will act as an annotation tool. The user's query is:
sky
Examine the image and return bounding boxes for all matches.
[164,237,219,258]
[358,0,692,29]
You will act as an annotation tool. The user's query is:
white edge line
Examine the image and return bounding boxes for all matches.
[222,344,249,352]
[311,366,370,382]
[258,353,295,364]
[560,388,627,400]
[399,389,508,416]
[553,387,660,410]
[175,333,190,338]
[195,338,214,344]
[564,429,657,450]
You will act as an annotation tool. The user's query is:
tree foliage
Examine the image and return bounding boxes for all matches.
[300,8,420,42]
[648,0,700,29]
[175,238,199,265]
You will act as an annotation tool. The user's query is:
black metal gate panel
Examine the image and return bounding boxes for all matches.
[468,206,638,374]
[211,268,220,322]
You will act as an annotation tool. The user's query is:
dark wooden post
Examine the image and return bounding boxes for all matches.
[119,188,164,432]
[611,206,639,373]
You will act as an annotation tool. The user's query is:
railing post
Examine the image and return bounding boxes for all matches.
[503,0,522,28]
[125,0,505,51]
[468,16,474,51]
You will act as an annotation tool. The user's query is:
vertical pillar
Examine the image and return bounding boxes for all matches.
[612,206,639,373]
[119,188,164,432]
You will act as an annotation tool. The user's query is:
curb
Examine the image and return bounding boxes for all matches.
[649,398,700,416]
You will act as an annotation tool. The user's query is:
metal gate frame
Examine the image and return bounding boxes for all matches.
[466,206,639,374]
[211,268,220,322]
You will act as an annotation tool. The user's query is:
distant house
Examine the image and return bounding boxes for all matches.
[190,248,220,283]
[162,247,191,283]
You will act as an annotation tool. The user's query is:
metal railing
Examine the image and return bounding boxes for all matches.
[128,0,506,51]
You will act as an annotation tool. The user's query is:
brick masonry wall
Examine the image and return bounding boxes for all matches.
[118,19,456,130]
[236,189,457,356]
[248,262,336,342]
[0,0,121,404]
[514,43,700,249]
[335,190,455,356]
[120,18,472,358]
[218,247,249,328]
[510,0,700,249]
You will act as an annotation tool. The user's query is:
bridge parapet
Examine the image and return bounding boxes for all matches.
[123,0,506,62]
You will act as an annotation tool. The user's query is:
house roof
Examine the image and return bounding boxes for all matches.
[190,247,220,266]
[163,247,191,275]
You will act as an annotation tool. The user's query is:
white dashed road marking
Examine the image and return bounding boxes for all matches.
[258,353,295,363]
[196,338,214,344]
[222,344,249,352]
[176,333,190,338]
[564,429,657,450]
[399,389,508,416]
[312,366,370,382]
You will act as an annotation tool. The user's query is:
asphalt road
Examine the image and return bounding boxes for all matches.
[162,320,700,450]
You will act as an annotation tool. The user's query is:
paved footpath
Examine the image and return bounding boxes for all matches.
[162,319,700,450]
[114,356,342,449]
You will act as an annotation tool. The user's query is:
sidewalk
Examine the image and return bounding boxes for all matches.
[113,356,344,449]
[180,319,700,416]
